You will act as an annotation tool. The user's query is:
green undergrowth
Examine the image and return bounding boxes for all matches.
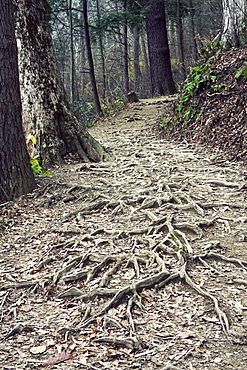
[30,158,51,177]
[166,56,218,130]
[160,45,247,161]
[235,61,247,78]
[163,52,247,133]
[74,97,125,127]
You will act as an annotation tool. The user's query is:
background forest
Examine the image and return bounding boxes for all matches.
[47,0,222,122]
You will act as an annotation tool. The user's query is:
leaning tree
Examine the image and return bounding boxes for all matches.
[15,0,111,167]
[0,0,36,202]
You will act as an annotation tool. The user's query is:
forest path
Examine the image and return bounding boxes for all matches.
[1,98,247,369]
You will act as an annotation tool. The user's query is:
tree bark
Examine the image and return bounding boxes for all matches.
[177,0,186,80]
[140,32,151,97]
[15,0,109,167]
[0,0,36,202]
[146,0,176,96]
[133,25,141,93]
[122,0,130,94]
[82,0,103,116]
[187,0,198,63]
[96,0,107,99]
[68,0,77,105]
[221,0,246,48]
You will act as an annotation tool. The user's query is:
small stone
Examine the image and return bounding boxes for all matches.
[30,345,47,355]
[214,357,222,363]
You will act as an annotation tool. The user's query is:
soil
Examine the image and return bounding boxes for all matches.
[1,96,247,370]
[165,45,247,164]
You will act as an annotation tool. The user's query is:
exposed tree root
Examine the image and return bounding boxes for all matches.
[2,124,247,364]
[48,234,237,337]
[3,190,246,352]
[93,336,141,350]
[3,210,246,342]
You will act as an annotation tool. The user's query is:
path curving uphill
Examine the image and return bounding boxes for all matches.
[1,98,247,369]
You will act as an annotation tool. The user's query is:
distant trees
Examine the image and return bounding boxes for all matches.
[47,0,226,107]
[0,0,36,202]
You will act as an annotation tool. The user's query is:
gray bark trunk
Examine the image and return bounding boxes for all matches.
[140,33,151,96]
[96,0,107,99]
[133,25,141,93]
[221,0,246,48]
[15,0,109,167]
[123,0,130,94]
[83,0,103,116]
[187,0,198,63]
[68,0,76,105]
[177,0,186,80]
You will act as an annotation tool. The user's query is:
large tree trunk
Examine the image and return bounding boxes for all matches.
[221,0,246,48]
[0,0,36,202]
[15,0,109,167]
[146,0,176,96]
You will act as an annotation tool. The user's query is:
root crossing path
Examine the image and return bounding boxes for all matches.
[1,97,247,370]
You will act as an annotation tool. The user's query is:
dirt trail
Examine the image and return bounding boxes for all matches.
[1,98,247,369]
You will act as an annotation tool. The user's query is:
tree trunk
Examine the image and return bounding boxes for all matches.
[79,22,86,94]
[187,0,198,63]
[221,0,246,48]
[83,0,102,116]
[177,0,186,80]
[15,0,109,167]
[122,0,130,94]
[146,0,176,96]
[68,0,76,105]
[140,32,151,97]
[133,25,141,93]
[96,0,107,99]
[0,0,36,202]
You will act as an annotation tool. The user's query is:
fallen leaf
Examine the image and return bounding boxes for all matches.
[176,330,195,339]
[46,339,56,347]
[78,355,87,365]
[175,295,183,304]
[122,270,135,280]
[20,304,33,312]
[202,315,220,324]
[43,351,75,366]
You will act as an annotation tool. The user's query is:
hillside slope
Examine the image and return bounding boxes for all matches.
[165,45,247,162]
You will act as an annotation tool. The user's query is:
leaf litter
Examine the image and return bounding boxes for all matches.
[0,74,247,369]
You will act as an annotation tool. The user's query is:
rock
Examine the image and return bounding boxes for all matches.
[127,91,139,103]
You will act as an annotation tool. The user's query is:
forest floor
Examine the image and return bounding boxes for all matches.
[1,96,247,370]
